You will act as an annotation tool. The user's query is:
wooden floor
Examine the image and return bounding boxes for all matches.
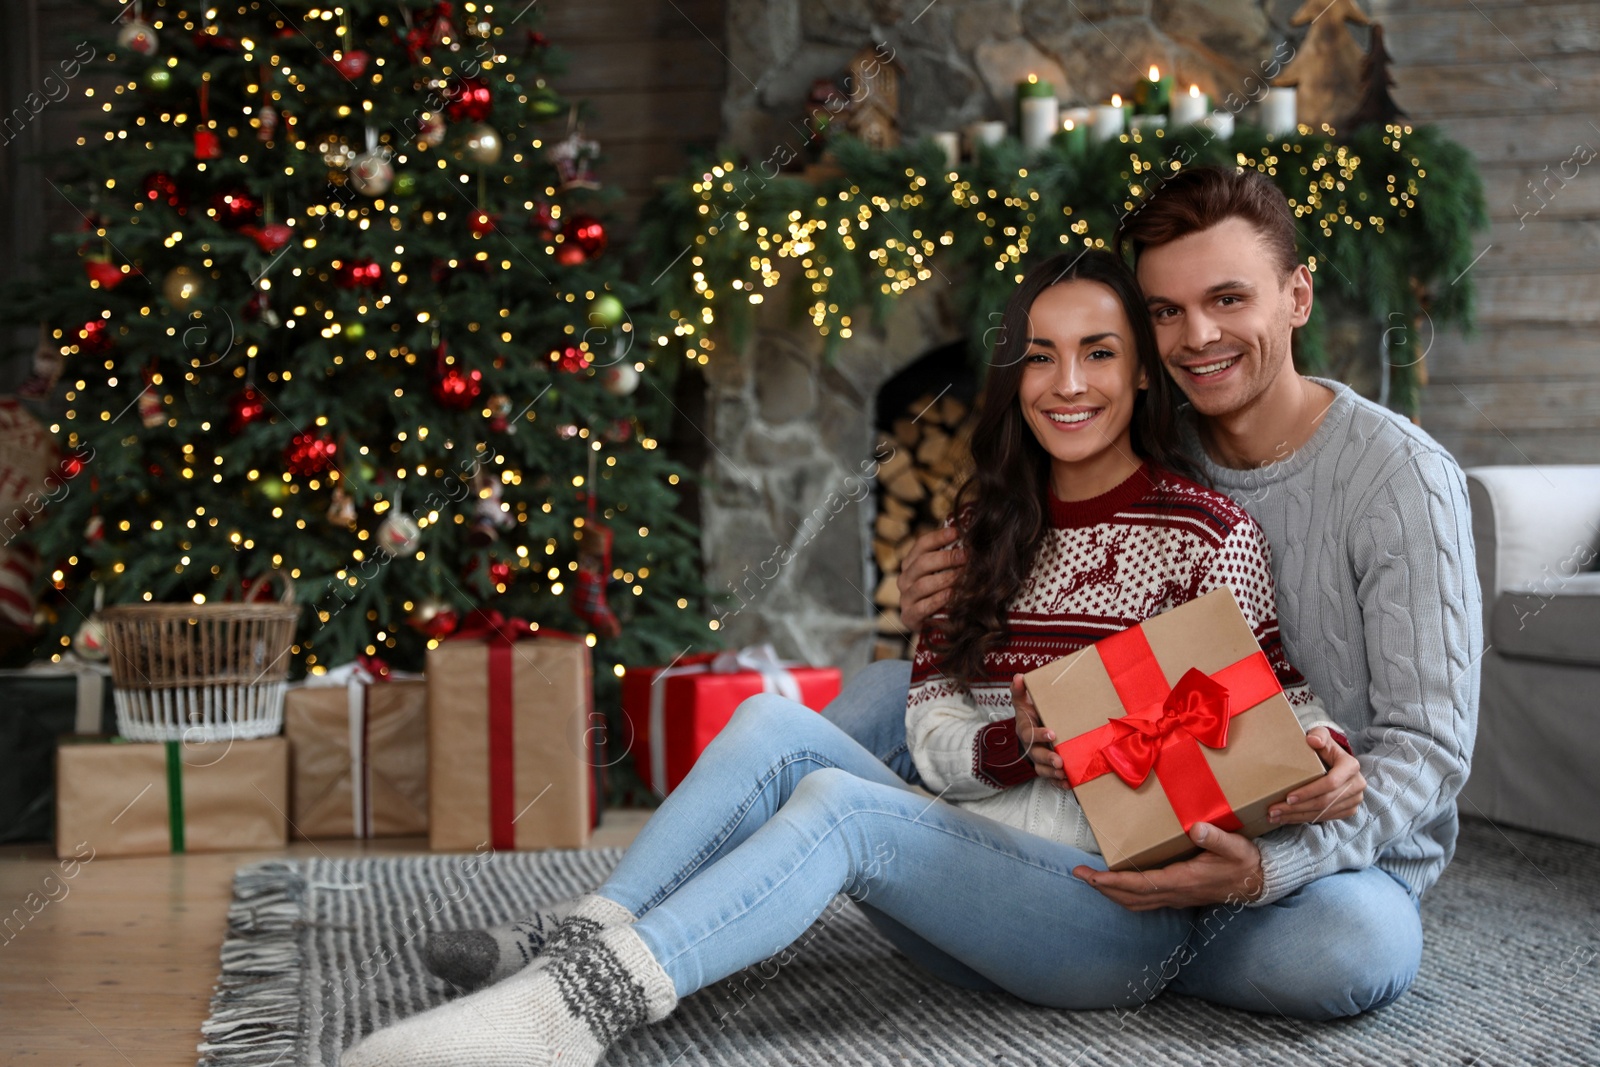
[0,810,652,1067]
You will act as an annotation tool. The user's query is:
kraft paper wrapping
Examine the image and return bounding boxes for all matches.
[426,637,592,851]
[54,737,288,859]
[1024,588,1325,871]
[285,681,428,839]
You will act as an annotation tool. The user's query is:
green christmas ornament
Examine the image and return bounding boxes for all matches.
[392,172,418,197]
[586,293,626,328]
[259,478,288,502]
[144,67,173,92]
[528,90,563,118]
[344,320,366,341]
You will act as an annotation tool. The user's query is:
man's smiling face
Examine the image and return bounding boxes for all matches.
[1135,216,1312,419]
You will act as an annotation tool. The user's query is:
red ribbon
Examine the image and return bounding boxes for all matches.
[449,610,536,849]
[356,653,392,682]
[452,608,535,646]
[1055,624,1284,833]
[447,612,588,848]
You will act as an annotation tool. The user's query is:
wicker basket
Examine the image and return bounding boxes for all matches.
[101,576,300,742]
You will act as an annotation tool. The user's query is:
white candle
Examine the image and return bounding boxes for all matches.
[1205,109,1235,140]
[931,131,960,170]
[1020,94,1060,151]
[1260,86,1297,136]
[1092,100,1125,143]
[1062,106,1092,131]
[967,120,1007,153]
[1171,84,1208,127]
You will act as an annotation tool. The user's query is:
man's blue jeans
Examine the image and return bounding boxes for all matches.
[601,665,1420,1021]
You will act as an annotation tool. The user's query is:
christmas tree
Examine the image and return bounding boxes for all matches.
[1343,23,1407,131]
[1,0,710,682]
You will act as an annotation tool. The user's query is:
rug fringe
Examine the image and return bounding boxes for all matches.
[195,860,306,1067]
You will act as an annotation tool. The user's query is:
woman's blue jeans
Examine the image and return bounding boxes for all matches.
[600,664,1421,1021]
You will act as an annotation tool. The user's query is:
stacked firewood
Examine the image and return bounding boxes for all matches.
[871,393,976,659]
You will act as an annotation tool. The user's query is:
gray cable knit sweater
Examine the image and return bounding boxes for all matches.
[1181,378,1482,905]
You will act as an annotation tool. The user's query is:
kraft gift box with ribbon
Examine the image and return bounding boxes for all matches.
[621,645,842,797]
[54,736,289,859]
[284,657,428,839]
[1023,588,1326,872]
[426,611,597,852]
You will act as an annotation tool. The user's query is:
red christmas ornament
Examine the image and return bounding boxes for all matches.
[284,431,338,476]
[209,188,261,229]
[141,172,186,211]
[566,214,607,258]
[404,3,458,60]
[336,258,383,289]
[444,76,492,122]
[432,354,484,409]
[84,258,127,290]
[554,244,588,266]
[333,50,370,78]
[194,82,221,159]
[58,452,87,480]
[75,319,113,355]
[227,386,267,433]
[555,345,590,373]
[469,210,497,237]
[529,200,557,241]
[194,127,222,160]
[193,29,241,52]
[241,222,293,253]
[488,558,512,588]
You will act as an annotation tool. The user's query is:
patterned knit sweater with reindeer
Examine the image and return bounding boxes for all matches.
[906,462,1336,855]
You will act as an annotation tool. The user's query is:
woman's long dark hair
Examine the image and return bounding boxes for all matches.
[934,250,1194,688]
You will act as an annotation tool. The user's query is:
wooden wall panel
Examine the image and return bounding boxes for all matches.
[537,1,725,229]
[1373,0,1600,461]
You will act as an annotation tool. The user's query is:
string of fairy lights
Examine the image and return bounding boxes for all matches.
[652,121,1445,362]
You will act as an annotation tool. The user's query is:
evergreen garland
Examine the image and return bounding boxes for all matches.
[638,122,1487,419]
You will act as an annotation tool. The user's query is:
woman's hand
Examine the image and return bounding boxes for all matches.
[1268,727,1365,824]
[1011,675,1067,782]
[898,526,967,633]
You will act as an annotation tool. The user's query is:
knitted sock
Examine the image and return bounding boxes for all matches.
[421,893,634,992]
[341,924,677,1067]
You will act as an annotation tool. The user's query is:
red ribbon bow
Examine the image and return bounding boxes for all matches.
[356,653,392,682]
[452,609,534,645]
[1094,668,1231,789]
[1056,624,1285,834]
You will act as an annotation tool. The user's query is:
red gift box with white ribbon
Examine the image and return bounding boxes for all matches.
[622,645,841,797]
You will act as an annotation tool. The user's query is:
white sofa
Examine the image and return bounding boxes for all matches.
[1462,466,1600,846]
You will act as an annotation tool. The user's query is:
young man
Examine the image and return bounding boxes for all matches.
[830,166,1481,1019]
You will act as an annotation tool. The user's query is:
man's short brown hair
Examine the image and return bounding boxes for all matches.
[1115,166,1300,277]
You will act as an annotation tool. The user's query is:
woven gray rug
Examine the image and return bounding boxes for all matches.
[198,818,1600,1067]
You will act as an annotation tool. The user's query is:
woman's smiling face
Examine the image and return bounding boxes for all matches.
[1017,279,1147,501]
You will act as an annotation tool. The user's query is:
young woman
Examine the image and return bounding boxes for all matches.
[342,252,1360,1067]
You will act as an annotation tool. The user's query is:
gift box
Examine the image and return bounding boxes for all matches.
[0,660,117,844]
[427,613,596,851]
[1023,588,1326,871]
[54,736,289,859]
[285,662,428,839]
[621,645,842,797]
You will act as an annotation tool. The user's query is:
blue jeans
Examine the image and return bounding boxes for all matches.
[600,674,1420,1020]
[826,661,1425,1019]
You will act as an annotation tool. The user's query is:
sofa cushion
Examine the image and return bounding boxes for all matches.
[1493,573,1600,667]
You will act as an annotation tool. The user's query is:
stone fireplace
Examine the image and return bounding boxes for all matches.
[700,278,965,676]
[698,0,1348,673]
